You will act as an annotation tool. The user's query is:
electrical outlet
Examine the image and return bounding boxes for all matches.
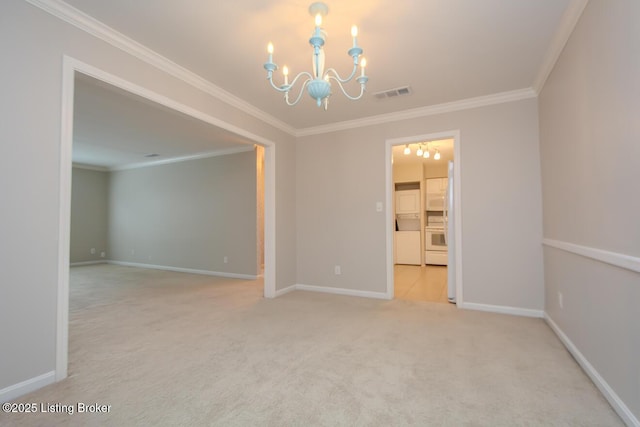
[90,248,96,255]
[558,292,564,309]
[224,256,228,264]
[100,251,106,258]
[334,265,341,275]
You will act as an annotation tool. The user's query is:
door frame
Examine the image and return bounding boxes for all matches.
[56,55,277,380]
[385,130,463,303]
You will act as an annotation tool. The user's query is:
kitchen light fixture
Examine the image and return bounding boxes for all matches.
[403,144,410,155]
[416,145,424,157]
[263,2,368,110]
[423,146,430,159]
[434,149,441,160]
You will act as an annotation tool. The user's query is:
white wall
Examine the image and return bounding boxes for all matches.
[0,0,296,395]
[296,98,544,310]
[539,0,640,423]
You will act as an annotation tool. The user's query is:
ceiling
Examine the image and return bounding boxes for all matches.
[73,74,253,169]
[58,0,577,167]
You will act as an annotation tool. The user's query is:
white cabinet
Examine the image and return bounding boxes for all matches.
[426,177,447,194]
[395,189,420,214]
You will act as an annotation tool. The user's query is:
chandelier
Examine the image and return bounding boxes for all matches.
[263,2,368,110]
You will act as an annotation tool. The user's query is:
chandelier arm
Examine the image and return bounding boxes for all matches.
[287,71,314,90]
[324,65,358,84]
[327,76,366,101]
[268,70,314,92]
[285,78,312,106]
[267,76,289,93]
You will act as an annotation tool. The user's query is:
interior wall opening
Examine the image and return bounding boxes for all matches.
[386,131,462,305]
[58,57,277,381]
[391,139,454,303]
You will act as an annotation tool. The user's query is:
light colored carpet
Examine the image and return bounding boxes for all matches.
[1,264,623,426]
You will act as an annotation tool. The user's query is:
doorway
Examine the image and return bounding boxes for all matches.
[57,56,277,380]
[385,131,463,304]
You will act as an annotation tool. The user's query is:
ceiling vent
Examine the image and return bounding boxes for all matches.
[372,86,412,100]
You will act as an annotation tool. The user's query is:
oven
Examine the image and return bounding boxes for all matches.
[425,227,447,251]
[425,226,448,265]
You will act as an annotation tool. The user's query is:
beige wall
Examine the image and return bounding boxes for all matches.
[296,98,544,309]
[423,162,448,179]
[539,0,640,421]
[108,151,257,275]
[0,0,296,393]
[70,167,109,263]
[71,153,257,274]
[13,0,635,413]
[393,162,423,183]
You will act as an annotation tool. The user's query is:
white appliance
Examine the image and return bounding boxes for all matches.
[426,213,444,228]
[395,189,421,265]
[395,230,421,265]
[396,213,420,231]
[445,161,456,303]
[425,226,447,265]
[425,178,446,211]
[395,189,420,214]
[424,177,449,266]
[426,192,445,211]
[395,213,421,265]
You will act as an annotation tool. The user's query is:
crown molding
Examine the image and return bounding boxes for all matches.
[25,0,579,138]
[295,88,537,137]
[24,0,296,136]
[71,162,109,172]
[532,0,589,94]
[109,145,255,172]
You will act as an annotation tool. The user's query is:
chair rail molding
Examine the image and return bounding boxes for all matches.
[543,238,640,274]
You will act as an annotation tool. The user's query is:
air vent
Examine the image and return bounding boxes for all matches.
[372,86,412,100]
[144,153,160,158]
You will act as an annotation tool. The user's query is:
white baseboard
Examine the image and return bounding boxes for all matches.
[544,313,639,427]
[295,284,390,300]
[107,260,257,280]
[274,284,297,297]
[0,371,55,403]
[460,302,544,318]
[70,260,107,266]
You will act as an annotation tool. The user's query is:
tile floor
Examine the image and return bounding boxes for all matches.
[394,264,449,303]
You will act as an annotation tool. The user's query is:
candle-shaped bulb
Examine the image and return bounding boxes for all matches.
[360,57,367,77]
[267,42,274,64]
[315,13,322,27]
[351,25,358,48]
[283,65,289,85]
